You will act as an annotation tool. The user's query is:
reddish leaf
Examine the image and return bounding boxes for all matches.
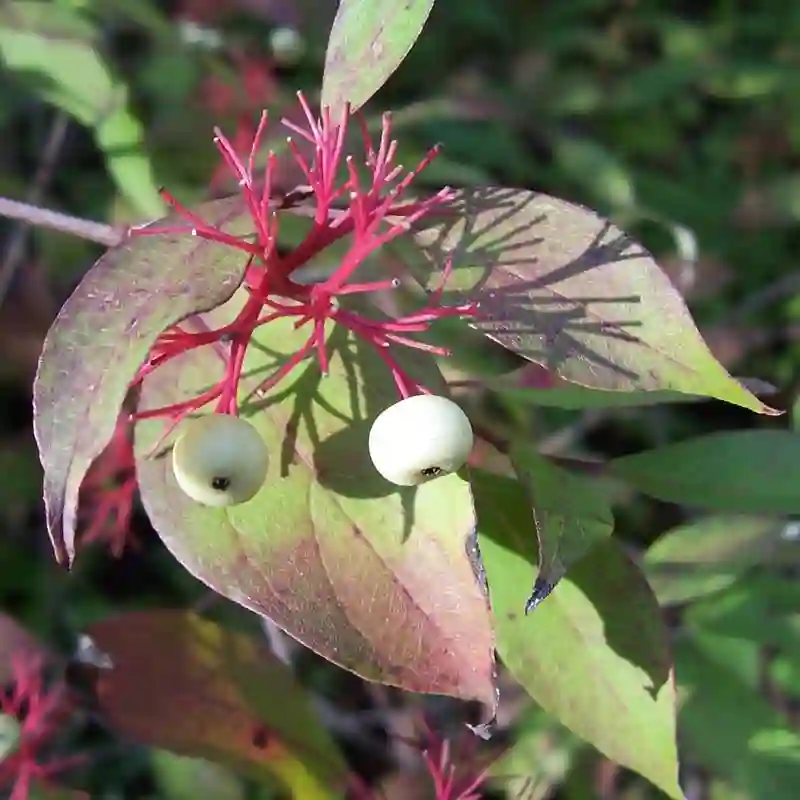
[87,610,347,796]
[403,187,777,415]
[33,198,251,565]
[133,293,496,710]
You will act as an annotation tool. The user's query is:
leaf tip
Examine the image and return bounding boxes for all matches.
[54,537,75,570]
[466,717,495,741]
[524,576,557,614]
[44,502,73,569]
[49,520,75,570]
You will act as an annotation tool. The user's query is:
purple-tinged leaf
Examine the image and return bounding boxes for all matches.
[33,197,251,566]
[404,187,778,415]
[133,291,496,710]
[88,610,347,795]
[321,0,435,118]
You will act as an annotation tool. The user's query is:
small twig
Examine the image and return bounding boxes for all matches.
[0,113,72,306]
[256,613,394,756]
[0,197,124,249]
[191,589,221,613]
[313,697,394,754]
[547,455,607,476]
[259,613,295,665]
[681,767,708,800]
[724,270,800,324]
[539,409,607,455]
[595,758,619,800]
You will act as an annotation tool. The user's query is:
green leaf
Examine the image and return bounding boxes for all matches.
[610,431,800,514]
[404,187,776,415]
[509,446,614,605]
[685,574,800,657]
[503,383,700,408]
[95,107,164,218]
[676,638,800,799]
[0,435,45,522]
[552,137,635,209]
[677,582,800,798]
[321,0,435,118]
[151,751,245,800]
[0,1,163,216]
[33,198,251,565]
[471,469,681,798]
[88,610,347,797]
[488,705,579,798]
[771,654,800,702]
[689,628,762,689]
[701,63,792,100]
[792,393,800,431]
[27,785,88,800]
[133,291,496,708]
[644,515,795,606]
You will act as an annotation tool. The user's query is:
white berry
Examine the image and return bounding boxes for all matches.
[171,414,269,507]
[368,395,474,486]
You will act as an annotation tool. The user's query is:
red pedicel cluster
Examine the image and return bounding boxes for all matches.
[0,655,76,800]
[418,723,490,800]
[77,413,138,557]
[128,92,477,431]
[346,720,490,800]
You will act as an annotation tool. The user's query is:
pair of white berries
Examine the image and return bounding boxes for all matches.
[171,395,474,506]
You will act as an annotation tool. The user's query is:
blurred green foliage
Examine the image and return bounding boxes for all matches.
[1,0,800,798]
